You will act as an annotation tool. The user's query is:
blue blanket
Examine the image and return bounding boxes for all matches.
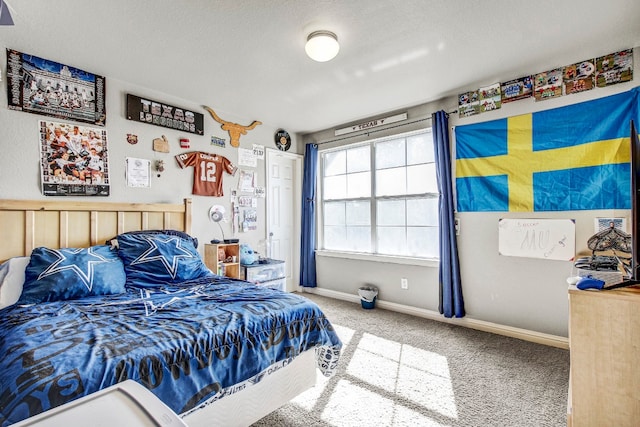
[0,277,342,426]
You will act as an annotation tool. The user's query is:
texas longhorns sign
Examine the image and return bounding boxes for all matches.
[204,106,262,147]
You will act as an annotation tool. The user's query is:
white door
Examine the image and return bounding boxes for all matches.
[266,149,302,291]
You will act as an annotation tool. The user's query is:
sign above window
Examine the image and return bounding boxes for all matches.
[334,112,407,136]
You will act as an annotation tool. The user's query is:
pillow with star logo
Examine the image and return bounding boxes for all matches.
[115,232,213,287]
[18,245,126,305]
[106,229,199,249]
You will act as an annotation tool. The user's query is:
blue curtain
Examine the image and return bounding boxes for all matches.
[432,111,465,317]
[300,143,318,287]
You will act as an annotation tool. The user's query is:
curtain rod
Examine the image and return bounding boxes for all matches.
[315,109,457,146]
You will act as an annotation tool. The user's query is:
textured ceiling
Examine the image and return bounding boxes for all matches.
[2,0,640,134]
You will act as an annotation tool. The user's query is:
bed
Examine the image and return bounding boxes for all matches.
[0,198,342,427]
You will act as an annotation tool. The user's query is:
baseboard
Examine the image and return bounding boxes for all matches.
[300,287,569,350]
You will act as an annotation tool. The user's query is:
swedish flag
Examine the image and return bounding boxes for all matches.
[455,87,640,212]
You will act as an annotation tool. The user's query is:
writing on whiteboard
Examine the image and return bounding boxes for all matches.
[498,218,575,261]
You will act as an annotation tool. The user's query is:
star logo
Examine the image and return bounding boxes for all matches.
[130,235,195,279]
[37,247,116,291]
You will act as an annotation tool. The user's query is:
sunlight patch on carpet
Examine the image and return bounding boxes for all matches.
[398,344,457,418]
[322,379,450,427]
[290,323,457,425]
[347,333,457,420]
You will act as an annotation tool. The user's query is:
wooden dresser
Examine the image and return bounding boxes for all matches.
[567,285,640,426]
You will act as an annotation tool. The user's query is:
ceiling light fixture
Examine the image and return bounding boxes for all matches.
[305,30,339,62]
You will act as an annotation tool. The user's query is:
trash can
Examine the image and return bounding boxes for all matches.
[358,285,378,309]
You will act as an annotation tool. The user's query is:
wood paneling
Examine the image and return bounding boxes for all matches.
[0,199,191,261]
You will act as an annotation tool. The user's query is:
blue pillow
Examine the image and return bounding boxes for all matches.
[116,232,212,287]
[106,229,199,249]
[18,245,126,304]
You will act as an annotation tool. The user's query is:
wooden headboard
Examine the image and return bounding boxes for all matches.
[0,198,192,261]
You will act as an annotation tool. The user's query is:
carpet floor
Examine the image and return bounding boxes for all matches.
[251,293,569,427]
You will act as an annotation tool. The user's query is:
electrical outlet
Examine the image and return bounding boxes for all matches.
[401,278,408,289]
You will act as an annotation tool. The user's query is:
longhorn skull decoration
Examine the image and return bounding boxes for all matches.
[204,106,262,148]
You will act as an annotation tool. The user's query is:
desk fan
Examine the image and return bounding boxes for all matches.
[209,205,239,243]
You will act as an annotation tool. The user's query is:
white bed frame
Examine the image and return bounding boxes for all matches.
[184,349,316,427]
[0,198,318,427]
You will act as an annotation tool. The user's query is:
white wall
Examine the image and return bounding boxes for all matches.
[0,49,295,258]
[304,47,639,337]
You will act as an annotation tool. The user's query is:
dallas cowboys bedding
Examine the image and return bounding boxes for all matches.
[0,230,342,426]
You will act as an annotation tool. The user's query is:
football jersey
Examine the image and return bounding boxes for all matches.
[175,151,237,196]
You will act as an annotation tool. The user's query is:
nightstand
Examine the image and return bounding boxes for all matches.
[204,243,240,279]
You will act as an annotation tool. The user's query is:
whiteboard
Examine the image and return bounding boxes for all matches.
[498,218,576,261]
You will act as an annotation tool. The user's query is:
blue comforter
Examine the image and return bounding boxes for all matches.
[0,276,342,426]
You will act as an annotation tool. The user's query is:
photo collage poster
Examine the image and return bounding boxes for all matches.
[479,83,502,113]
[39,120,110,196]
[458,90,480,118]
[6,49,106,126]
[563,60,596,94]
[459,48,633,117]
[533,68,563,101]
[596,49,634,87]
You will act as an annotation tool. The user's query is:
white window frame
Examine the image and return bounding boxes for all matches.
[317,128,439,266]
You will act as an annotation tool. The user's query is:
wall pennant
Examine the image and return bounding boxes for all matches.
[204,106,261,148]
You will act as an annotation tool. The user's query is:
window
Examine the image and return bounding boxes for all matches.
[320,129,439,259]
